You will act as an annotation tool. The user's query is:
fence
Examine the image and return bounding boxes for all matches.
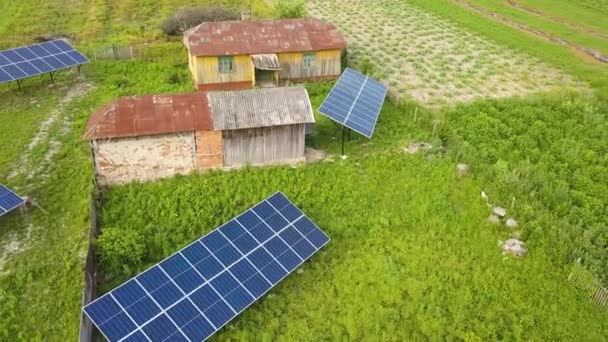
[568,262,608,309]
[85,43,185,62]
[78,189,102,342]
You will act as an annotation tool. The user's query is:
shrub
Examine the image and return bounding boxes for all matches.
[97,227,145,279]
[161,6,239,36]
[273,0,307,19]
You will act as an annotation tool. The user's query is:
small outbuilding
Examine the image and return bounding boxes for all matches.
[84,86,314,185]
[183,17,347,91]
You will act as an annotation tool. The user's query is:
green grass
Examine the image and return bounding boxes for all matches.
[407,0,608,94]
[0,0,607,340]
[0,0,272,47]
[95,82,608,340]
[462,0,608,54]
[519,0,608,34]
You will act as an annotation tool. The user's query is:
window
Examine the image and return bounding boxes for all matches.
[218,56,234,73]
[303,52,316,70]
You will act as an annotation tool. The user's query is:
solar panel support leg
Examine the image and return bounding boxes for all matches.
[341,126,346,156]
[16,80,21,91]
[49,72,54,83]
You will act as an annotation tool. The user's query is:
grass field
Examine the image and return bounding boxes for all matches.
[0,0,607,340]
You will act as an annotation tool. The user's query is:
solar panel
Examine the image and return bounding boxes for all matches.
[83,192,330,342]
[0,185,25,217]
[0,39,89,84]
[318,68,388,138]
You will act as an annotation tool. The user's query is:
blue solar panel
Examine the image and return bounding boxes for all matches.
[0,39,89,84]
[84,192,329,342]
[0,185,25,217]
[318,67,388,138]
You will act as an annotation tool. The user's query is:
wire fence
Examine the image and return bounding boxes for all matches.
[0,32,185,63]
[568,262,608,309]
[83,43,185,62]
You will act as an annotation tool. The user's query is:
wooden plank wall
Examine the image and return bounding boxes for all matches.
[223,124,305,167]
[278,49,342,80]
[196,55,254,85]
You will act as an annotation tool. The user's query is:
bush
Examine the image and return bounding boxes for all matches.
[273,0,307,19]
[97,227,146,279]
[161,6,239,36]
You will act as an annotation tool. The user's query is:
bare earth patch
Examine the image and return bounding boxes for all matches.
[0,224,34,274]
[8,78,95,183]
[308,0,586,108]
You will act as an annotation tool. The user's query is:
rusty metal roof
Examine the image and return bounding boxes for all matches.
[184,18,347,56]
[208,86,315,131]
[84,92,212,140]
[251,54,281,70]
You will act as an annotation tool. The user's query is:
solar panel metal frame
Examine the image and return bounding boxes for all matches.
[318,67,388,138]
[0,185,26,217]
[0,39,89,84]
[83,192,330,342]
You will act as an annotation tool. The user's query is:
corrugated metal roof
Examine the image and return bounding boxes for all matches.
[84,93,212,140]
[251,54,281,70]
[184,18,347,57]
[208,86,315,131]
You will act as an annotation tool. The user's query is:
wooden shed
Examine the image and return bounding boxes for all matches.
[84,87,315,185]
[183,18,347,91]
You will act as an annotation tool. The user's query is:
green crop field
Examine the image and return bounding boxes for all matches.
[0,0,607,340]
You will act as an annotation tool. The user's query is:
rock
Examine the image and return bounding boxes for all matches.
[404,142,433,154]
[456,163,469,177]
[493,207,507,218]
[505,218,518,228]
[500,238,527,257]
[340,155,348,160]
[488,214,500,224]
[297,268,304,274]
[481,191,489,202]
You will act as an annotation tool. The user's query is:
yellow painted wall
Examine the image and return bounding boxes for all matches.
[277,49,342,79]
[189,49,342,86]
[194,55,254,85]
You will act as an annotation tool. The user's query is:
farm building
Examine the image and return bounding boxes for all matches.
[183,17,347,91]
[83,86,314,185]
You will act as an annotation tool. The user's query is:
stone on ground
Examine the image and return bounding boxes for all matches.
[456,163,469,178]
[488,214,501,224]
[505,218,518,228]
[493,206,507,218]
[501,238,527,257]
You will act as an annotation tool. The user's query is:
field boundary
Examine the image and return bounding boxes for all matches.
[506,0,608,40]
[454,0,608,63]
[78,188,102,342]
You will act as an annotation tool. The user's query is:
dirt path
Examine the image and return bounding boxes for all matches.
[8,79,95,184]
[1,78,95,272]
[506,0,608,40]
[455,0,608,63]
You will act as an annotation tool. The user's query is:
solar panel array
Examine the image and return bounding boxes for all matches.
[0,185,25,217]
[318,67,388,138]
[84,192,330,342]
[0,40,89,84]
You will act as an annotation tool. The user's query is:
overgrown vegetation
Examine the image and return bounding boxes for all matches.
[0,0,607,340]
[273,0,307,19]
[95,81,608,339]
[161,6,239,36]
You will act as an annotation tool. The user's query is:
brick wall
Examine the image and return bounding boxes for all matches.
[195,130,224,169]
[93,133,196,185]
